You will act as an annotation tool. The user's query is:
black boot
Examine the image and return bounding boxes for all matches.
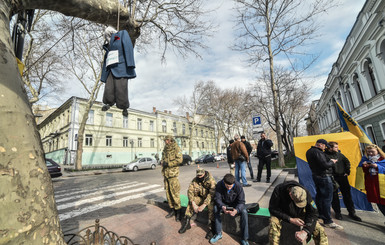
[178,217,191,234]
[101,104,110,111]
[165,209,175,219]
[205,220,215,239]
[175,209,181,221]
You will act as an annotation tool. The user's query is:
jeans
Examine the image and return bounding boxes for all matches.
[214,205,249,240]
[247,160,254,179]
[235,160,248,185]
[313,175,333,224]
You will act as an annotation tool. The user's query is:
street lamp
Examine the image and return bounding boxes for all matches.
[129,139,134,161]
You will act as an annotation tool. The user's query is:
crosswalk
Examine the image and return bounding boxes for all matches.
[54,180,163,221]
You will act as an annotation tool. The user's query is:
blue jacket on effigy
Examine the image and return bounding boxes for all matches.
[101,30,136,82]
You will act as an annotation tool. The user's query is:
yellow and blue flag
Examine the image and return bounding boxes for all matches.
[334,99,372,144]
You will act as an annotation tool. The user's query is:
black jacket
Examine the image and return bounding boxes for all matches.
[242,140,253,155]
[324,150,350,176]
[227,145,233,163]
[257,139,273,158]
[269,181,318,236]
[214,180,245,214]
[306,146,334,176]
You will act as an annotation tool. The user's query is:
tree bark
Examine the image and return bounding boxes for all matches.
[0,1,65,244]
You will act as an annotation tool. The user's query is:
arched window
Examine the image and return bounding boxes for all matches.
[353,73,364,105]
[344,84,354,112]
[162,120,167,133]
[363,59,378,97]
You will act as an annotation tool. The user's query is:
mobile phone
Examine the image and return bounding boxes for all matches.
[226,206,234,211]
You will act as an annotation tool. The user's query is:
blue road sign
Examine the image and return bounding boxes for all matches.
[252,116,261,126]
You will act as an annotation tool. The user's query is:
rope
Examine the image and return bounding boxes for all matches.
[117,0,120,31]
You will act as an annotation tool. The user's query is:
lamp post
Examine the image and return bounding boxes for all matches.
[129,139,134,161]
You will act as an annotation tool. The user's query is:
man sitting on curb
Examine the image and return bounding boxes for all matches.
[178,168,216,239]
[269,180,328,245]
[210,174,249,245]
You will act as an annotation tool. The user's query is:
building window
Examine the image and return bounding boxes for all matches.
[173,122,177,134]
[138,138,143,148]
[85,134,93,146]
[344,84,354,112]
[202,142,204,148]
[150,138,155,148]
[183,140,186,148]
[196,141,199,148]
[162,120,167,133]
[87,110,94,124]
[137,118,142,130]
[353,74,364,105]
[123,137,128,147]
[201,130,203,137]
[364,60,378,97]
[150,120,154,131]
[195,128,198,136]
[365,125,377,145]
[206,131,208,138]
[182,124,186,135]
[106,135,112,146]
[381,121,385,139]
[106,113,113,127]
[123,116,128,128]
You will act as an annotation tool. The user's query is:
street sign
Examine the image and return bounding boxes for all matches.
[252,116,261,126]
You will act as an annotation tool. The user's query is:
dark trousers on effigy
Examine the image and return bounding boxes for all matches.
[331,175,356,215]
[103,73,129,109]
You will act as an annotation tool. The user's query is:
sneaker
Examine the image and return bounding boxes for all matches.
[335,212,342,220]
[266,179,270,183]
[241,240,249,245]
[210,233,222,244]
[324,222,343,230]
[243,184,252,187]
[349,213,362,222]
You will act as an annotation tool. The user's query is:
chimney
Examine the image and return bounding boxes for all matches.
[169,111,172,114]
[153,107,156,113]
[186,112,190,120]
[164,110,167,113]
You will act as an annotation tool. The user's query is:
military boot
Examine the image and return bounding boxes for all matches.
[165,209,175,219]
[178,217,191,234]
[175,209,182,221]
[205,220,215,239]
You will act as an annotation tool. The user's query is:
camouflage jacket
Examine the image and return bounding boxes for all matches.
[187,171,216,205]
[161,141,182,178]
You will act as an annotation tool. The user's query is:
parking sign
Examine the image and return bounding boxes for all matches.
[252,116,261,126]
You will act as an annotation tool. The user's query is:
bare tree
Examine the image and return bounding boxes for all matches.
[1,0,214,244]
[233,0,334,166]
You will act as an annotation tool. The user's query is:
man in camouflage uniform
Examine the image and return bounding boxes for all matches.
[269,181,328,245]
[178,168,216,238]
[161,135,183,221]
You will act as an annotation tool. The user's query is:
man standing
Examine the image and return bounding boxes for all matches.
[178,168,217,239]
[227,140,235,176]
[306,139,342,229]
[325,141,361,221]
[231,135,251,187]
[255,132,273,183]
[210,174,249,245]
[241,136,254,180]
[161,135,183,221]
[269,181,328,245]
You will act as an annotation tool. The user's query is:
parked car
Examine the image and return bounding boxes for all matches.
[214,154,226,161]
[182,154,192,165]
[122,157,157,171]
[195,154,216,164]
[218,153,227,160]
[271,150,279,158]
[46,158,62,178]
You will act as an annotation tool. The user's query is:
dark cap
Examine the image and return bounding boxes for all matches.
[316,139,328,145]
[229,139,234,144]
[196,168,205,176]
[241,135,246,139]
[290,186,307,208]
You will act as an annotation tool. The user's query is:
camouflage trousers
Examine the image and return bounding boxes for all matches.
[185,196,214,221]
[269,216,328,245]
[164,176,181,210]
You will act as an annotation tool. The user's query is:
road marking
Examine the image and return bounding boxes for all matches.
[59,188,164,221]
[54,180,137,195]
[57,184,161,210]
[55,182,147,203]
[54,181,140,198]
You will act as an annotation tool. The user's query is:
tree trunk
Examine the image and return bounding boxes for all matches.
[0,1,65,244]
[266,8,285,167]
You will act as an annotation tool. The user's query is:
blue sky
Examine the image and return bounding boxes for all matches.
[58,0,366,114]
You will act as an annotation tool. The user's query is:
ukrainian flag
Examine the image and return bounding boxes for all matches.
[334,99,372,144]
[358,157,385,200]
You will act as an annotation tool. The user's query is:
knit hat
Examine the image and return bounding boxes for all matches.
[290,186,307,208]
[196,168,205,176]
[164,135,174,141]
[316,139,328,146]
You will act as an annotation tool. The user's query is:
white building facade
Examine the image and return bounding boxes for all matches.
[38,97,216,165]
[316,0,385,147]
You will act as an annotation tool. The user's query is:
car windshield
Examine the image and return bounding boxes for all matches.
[46,161,53,166]
[129,158,140,163]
